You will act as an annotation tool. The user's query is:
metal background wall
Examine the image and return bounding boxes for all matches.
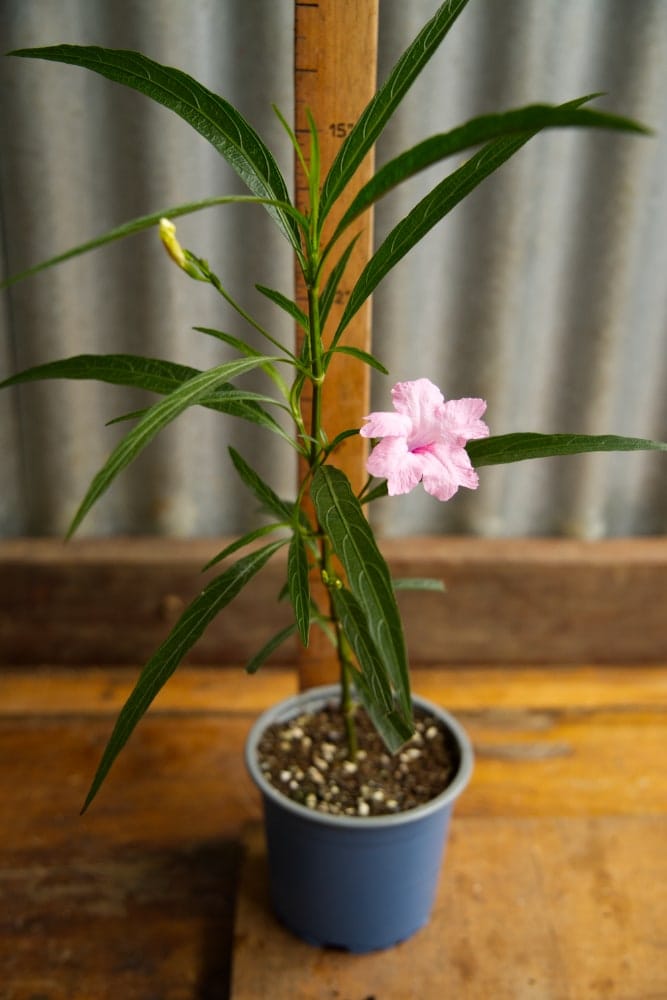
[1,0,665,538]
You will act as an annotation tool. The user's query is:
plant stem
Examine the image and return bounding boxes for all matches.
[301,177,358,759]
[307,283,324,466]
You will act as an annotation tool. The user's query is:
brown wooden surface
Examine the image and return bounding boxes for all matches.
[294,0,379,690]
[2,536,666,667]
[1,664,666,999]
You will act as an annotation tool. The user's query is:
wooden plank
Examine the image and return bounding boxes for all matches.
[2,663,667,716]
[231,816,667,1000]
[0,666,665,998]
[2,537,667,666]
[294,0,379,690]
[0,715,256,999]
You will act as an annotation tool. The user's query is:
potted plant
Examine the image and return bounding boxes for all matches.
[2,0,664,952]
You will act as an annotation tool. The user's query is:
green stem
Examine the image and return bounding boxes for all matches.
[192,252,298,365]
[300,170,358,758]
[307,282,324,466]
[319,534,359,760]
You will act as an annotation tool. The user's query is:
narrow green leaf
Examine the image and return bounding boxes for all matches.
[67,355,275,537]
[202,523,286,571]
[256,284,309,331]
[468,432,667,467]
[360,481,388,505]
[331,587,394,714]
[319,0,471,221]
[332,588,414,752]
[193,327,294,397]
[0,352,294,442]
[353,677,416,754]
[245,623,297,675]
[393,578,446,592]
[333,102,649,240]
[288,533,311,646]
[200,384,295,447]
[325,428,360,457]
[324,344,389,375]
[106,409,146,427]
[333,96,596,347]
[228,447,295,522]
[0,353,199,394]
[12,46,300,249]
[319,235,360,328]
[0,196,298,291]
[106,390,292,446]
[81,539,286,811]
[311,466,411,719]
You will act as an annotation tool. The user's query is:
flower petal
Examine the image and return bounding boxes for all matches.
[425,442,479,499]
[366,437,425,495]
[440,397,489,445]
[414,449,459,501]
[391,378,444,426]
[360,410,411,439]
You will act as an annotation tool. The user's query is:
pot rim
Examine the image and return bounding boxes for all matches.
[245,683,474,829]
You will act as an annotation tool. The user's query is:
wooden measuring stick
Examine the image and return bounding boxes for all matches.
[294,0,379,689]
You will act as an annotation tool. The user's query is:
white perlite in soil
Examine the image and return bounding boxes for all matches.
[256,701,459,817]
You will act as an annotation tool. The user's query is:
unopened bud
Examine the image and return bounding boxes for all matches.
[159,217,187,269]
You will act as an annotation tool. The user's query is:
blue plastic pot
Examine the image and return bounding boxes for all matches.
[245,684,473,953]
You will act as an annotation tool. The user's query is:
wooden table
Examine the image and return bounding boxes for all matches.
[1,663,665,999]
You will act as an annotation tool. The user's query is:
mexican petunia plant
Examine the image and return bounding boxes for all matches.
[2,0,666,812]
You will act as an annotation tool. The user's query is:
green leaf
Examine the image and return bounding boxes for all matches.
[393,578,446,592]
[331,587,394,715]
[311,466,411,721]
[66,355,275,537]
[193,325,292,386]
[0,352,294,443]
[353,677,416,754]
[205,400,293,449]
[0,353,199,394]
[324,344,388,375]
[332,95,597,347]
[200,384,295,447]
[468,432,667,467]
[256,284,309,331]
[106,409,146,427]
[319,234,359,328]
[360,480,389,505]
[318,0,471,221]
[81,539,286,811]
[107,391,292,445]
[333,102,649,240]
[245,623,297,675]
[12,46,300,250]
[228,447,295,522]
[324,428,361,457]
[288,533,311,646]
[202,523,287,572]
[332,589,414,752]
[0,196,298,291]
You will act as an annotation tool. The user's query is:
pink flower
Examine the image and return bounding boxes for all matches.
[359,378,489,501]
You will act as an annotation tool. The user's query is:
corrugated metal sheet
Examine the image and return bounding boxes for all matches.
[1,0,665,538]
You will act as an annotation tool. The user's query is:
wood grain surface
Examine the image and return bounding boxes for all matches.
[1,665,665,998]
[2,536,666,666]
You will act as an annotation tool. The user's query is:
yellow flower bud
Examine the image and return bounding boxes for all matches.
[159,217,187,269]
